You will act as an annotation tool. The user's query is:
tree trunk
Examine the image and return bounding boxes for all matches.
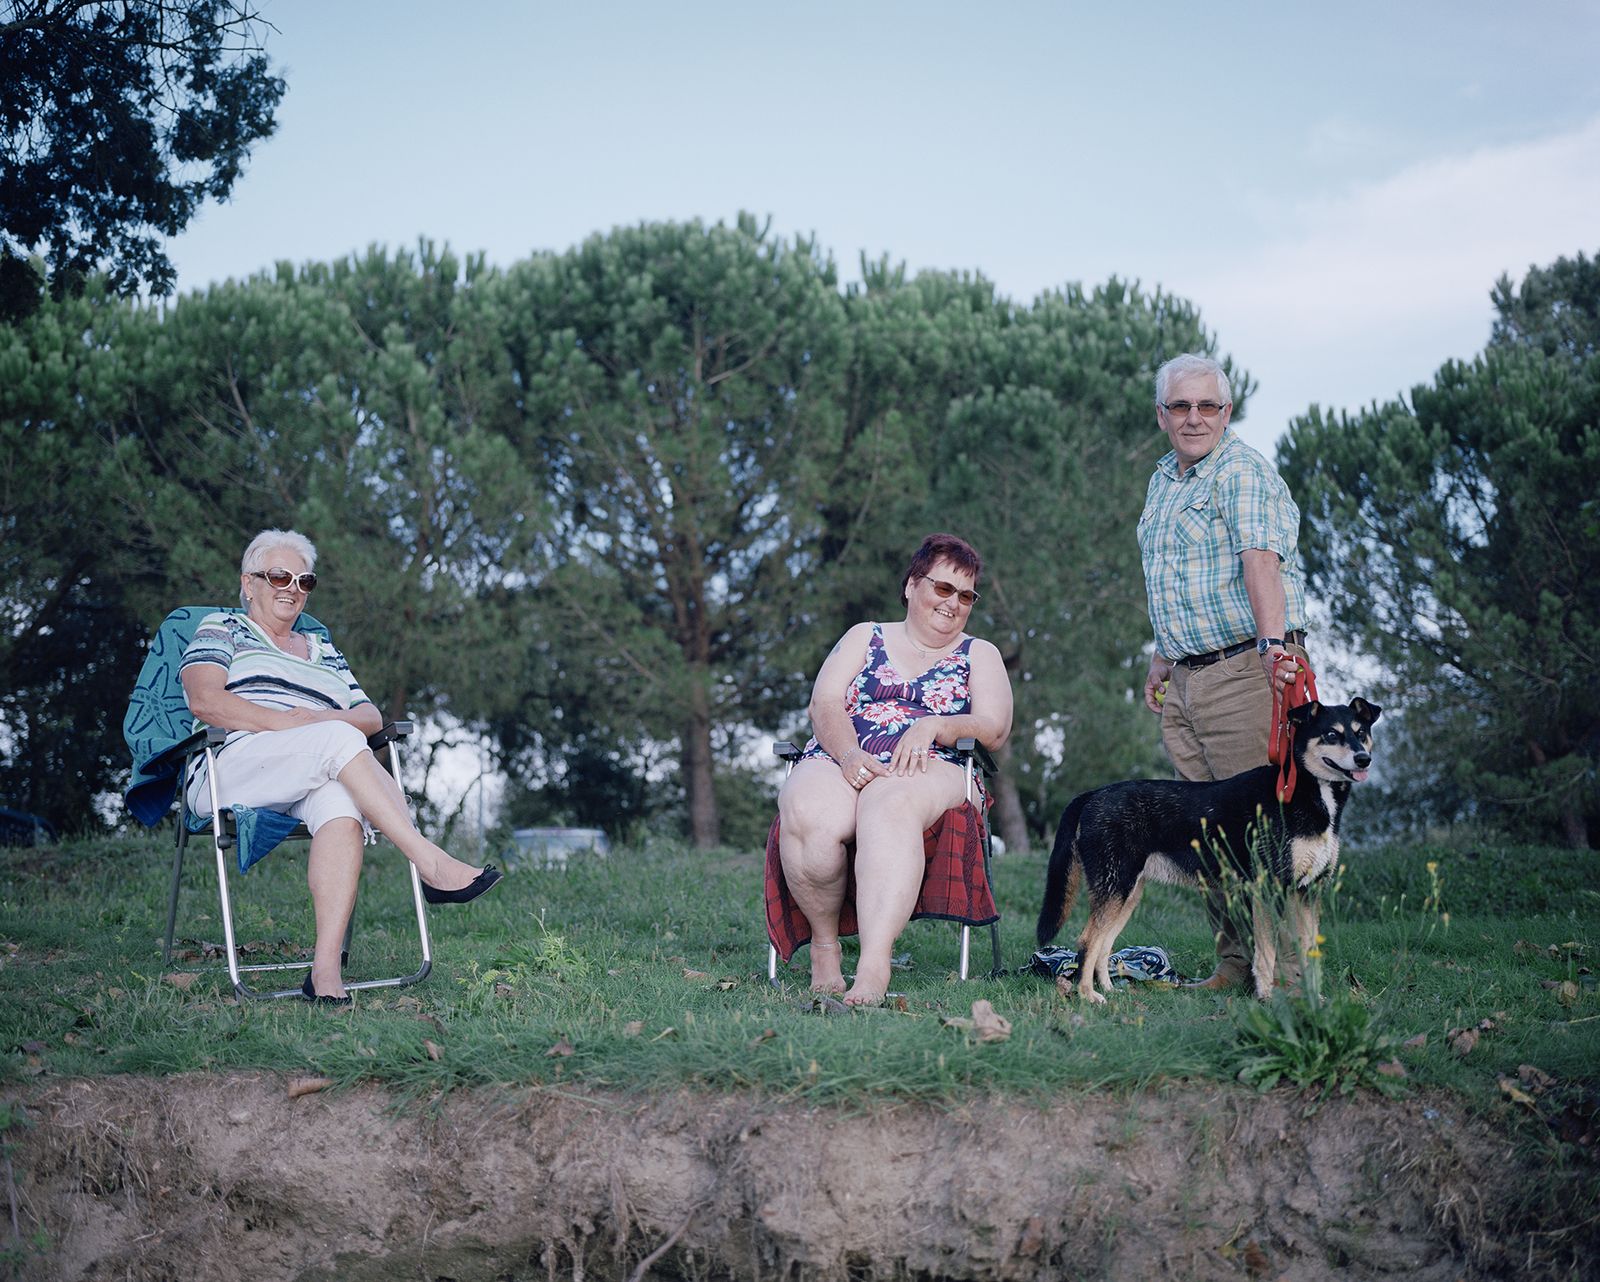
[1528,737,1591,849]
[684,669,720,848]
[991,739,1030,855]
[1558,805,1589,850]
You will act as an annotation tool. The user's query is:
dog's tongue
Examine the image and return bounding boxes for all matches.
[1351,769,1369,783]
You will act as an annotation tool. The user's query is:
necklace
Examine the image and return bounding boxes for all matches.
[905,625,950,659]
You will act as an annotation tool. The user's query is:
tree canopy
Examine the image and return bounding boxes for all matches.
[0,0,284,321]
[3,218,1248,847]
[1281,250,1600,848]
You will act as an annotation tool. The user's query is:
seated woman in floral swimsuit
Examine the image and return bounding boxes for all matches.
[778,532,1013,1006]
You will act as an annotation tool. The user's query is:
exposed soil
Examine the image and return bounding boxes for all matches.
[5,1074,1595,1281]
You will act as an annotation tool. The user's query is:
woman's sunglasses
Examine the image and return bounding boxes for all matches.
[922,577,979,606]
[250,568,318,593]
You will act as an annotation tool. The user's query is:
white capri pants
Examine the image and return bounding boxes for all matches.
[186,721,373,837]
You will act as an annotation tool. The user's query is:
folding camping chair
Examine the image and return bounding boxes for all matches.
[764,737,1003,984]
[123,605,432,1000]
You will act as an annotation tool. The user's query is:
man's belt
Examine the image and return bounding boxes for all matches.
[1176,630,1306,670]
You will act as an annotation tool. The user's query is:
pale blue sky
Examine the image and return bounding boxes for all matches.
[168,1,1600,458]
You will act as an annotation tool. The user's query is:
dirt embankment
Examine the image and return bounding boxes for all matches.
[5,1074,1592,1281]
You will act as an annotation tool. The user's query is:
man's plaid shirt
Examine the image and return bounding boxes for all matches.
[1137,428,1308,661]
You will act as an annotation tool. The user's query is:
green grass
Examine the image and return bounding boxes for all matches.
[1,830,1596,1117]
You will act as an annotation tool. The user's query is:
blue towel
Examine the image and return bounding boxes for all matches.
[123,605,329,872]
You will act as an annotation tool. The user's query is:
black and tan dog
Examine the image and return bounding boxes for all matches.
[1036,698,1381,1002]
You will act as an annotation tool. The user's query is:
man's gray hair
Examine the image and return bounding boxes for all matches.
[1155,353,1231,407]
[239,528,317,607]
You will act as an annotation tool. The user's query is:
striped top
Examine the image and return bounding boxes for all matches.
[180,611,370,752]
[1137,429,1308,661]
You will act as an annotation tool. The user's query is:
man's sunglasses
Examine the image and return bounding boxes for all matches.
[923,577,980,606]
[250,568,318,593]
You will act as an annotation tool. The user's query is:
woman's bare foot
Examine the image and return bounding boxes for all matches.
[808,939,846,994]
[843,957,892,1006]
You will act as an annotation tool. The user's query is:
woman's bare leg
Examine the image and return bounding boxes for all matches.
[335,750,481,892]
[846,764,965,1005]
[777,761,859,993]
[306,817,364,998]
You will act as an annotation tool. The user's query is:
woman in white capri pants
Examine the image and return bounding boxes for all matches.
[181,528,499,1003]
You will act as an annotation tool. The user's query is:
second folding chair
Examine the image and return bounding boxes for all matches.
[764,737,1003,985]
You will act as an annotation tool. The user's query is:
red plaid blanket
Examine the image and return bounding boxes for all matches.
[764,800,999,962]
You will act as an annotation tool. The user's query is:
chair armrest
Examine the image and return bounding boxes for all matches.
[367,720,413,749]
[141,727,223,776]
[772,740,803,763]
[954,737,999,778]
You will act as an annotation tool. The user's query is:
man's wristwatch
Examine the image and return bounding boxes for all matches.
[1256,636,1284,655]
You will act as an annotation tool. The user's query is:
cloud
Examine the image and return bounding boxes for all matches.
[1175,116,1600,449]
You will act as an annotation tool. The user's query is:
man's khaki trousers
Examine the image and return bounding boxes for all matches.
[1160,642,1312,987]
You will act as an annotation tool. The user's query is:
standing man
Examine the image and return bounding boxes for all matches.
[1137,352,1311,990]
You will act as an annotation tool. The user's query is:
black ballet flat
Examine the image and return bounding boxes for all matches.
[421,864,502,906]
[301,972,352,1006]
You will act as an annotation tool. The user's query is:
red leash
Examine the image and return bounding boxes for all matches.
[1269,653,1319,802]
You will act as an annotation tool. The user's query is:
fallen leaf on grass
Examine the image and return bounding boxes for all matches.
[286,1076,333,1098]
[650,1026,679,1042]
[1557,981,1579,1007]
[622,1020,644,1038]
[941,999,1013,1043]
[545,1039,575,1058]
[716,979,738,991]
[164,972,198,991]
[1518,1064,1558,1093]
[1498,1076,1537,1107]
[682,968,711,981]
[422,1039,443,1062]
[748,1027,777,1048]
[970,1002,1013,1041]
[1375,1059,1407,1079]
[1402,1033,1428,1050]
[801,995,847,1016]
[1447,1028,1478,1056]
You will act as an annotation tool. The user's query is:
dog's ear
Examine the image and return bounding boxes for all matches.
[1287,700,1321,726]
[1350,697,1383,725]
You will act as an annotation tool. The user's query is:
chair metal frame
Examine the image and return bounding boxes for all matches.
[766,735,1003,985]
[149,718,434,1002]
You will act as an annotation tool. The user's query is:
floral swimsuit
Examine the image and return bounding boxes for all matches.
[803,623,976,770]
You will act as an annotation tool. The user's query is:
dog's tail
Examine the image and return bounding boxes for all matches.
[1036,791,1089,945]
